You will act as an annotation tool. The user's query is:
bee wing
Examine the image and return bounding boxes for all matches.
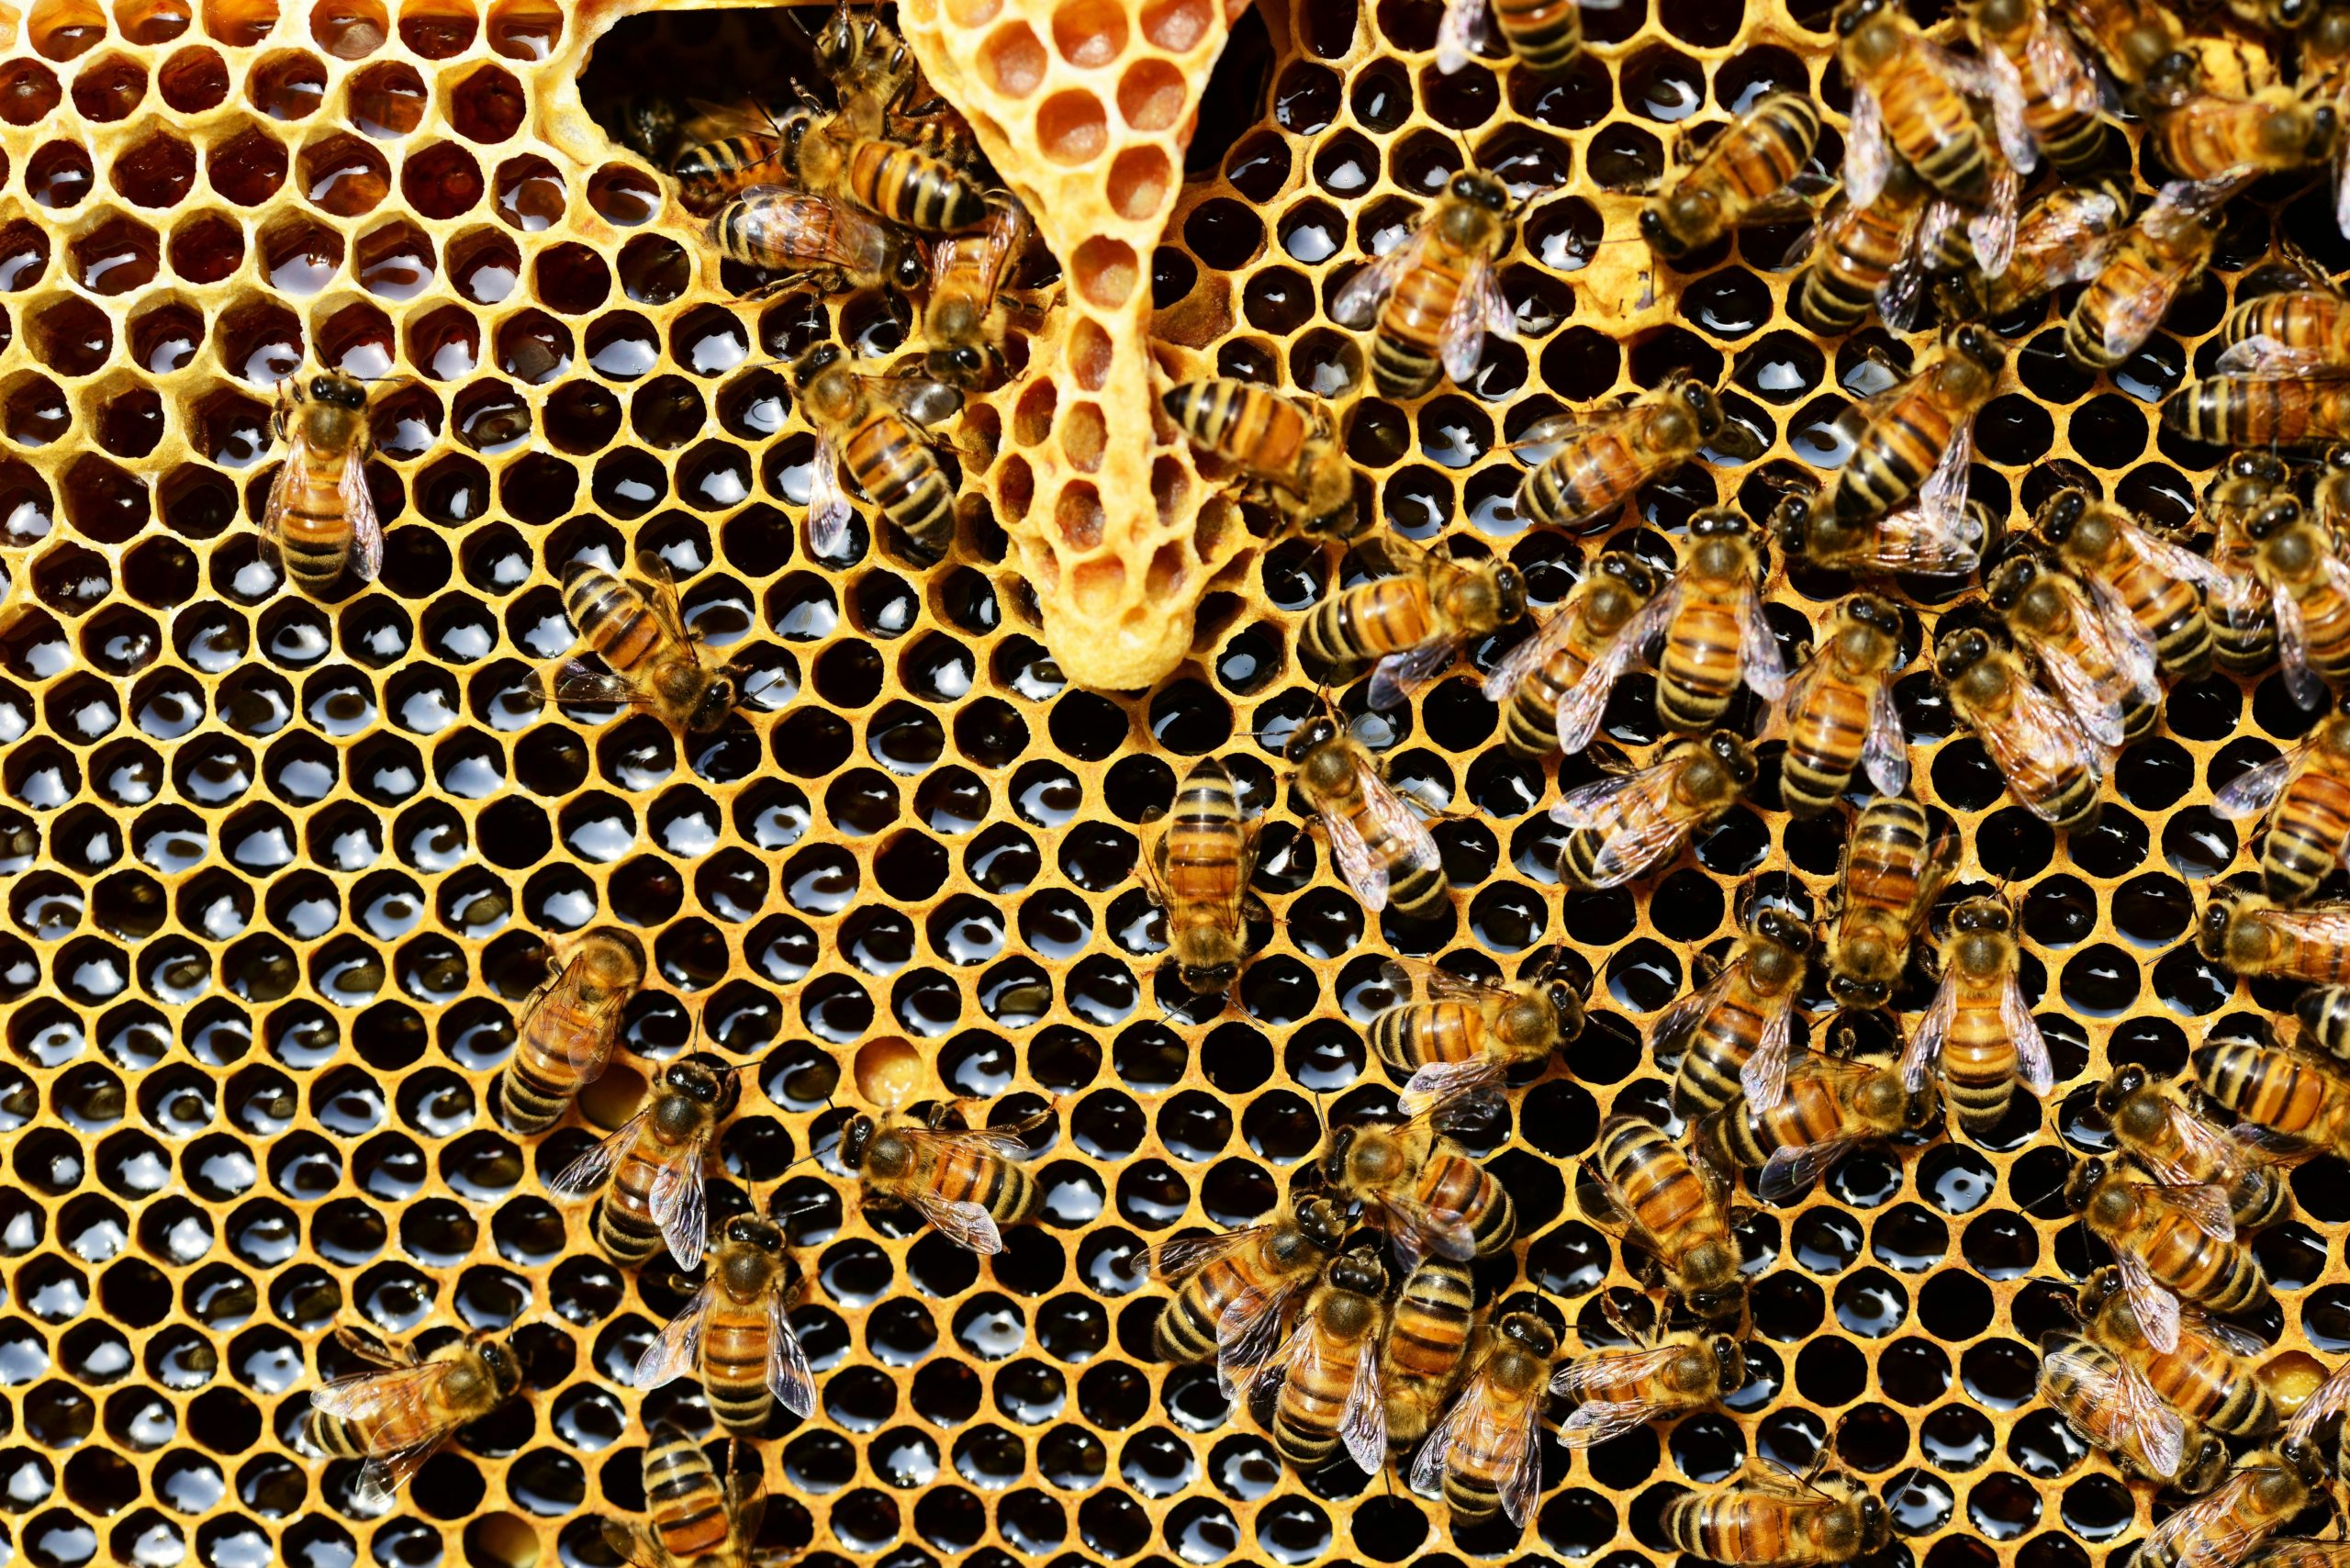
[1400,1057,1508,1114]
[1738,995,1800,1113]
[2043,1341,2187,1481]
[1333,227,1428,328]
[2029,14,2100,115]
[2212,748,2302,823]
[1729,585,1788,703]
[648,1134,712,1272]
[2288,1354,2350,1441]
[1214,1281,1304,1396]
[1340,1337,1390,1473]
[1549,1341,1685,1399]
[1322,805,1391,912]
[1902,969,1959,1093]
[1555,618,1644,757]
[2116,1248,2183,1355]
[1759,1133,1868,1204]
[2212,335,2350,380]
[1360,764,1443,875]
[806,438,853,558]
[1989,678,2110,825]
[1844,88,1889,210]
[2147,1180,2237,1243]
[2033,644,2128,749]
[1381,956,1515,1009]
[1875,211,1933,334]
[355,1436,452,1508]
[341,455,385,584]
[332,1325,419,1370]
[906,1118,1047,1162]
[2338,140,2350,241]
[630,551,690,644]
[1863,678,1909,798]
[2001,976,2053,1096]
[1369,634,1469,711]
[1496,1396,1549,1528]
[2118,520,2228,594]
[632,1282,713,1391]
[2139,1106,2246,1186]
[2143,1473,2263,1565]
[547,1110,649,1197]
[766,1287,818,1417]
[1371,1189,1479,1264]
[2102,273,2184,364]
[1592,801,1694,890]
[1483,603,1581,706]
[910,1191,1005,1254]
[308,1361,452,1421]
[1558,1396,1673,1450]
[1435,0,1493,72]
[1975,46,2038,175]
[1152,1224,1264,1283]
[1650,962,1738,1052]
[2275,581,2330,711]
[1439,255,1505,386]
[2181,1307,2267,1358]
[868,372,965,429]
[1407,1381,1475,1498]
[1548,765,1641,823]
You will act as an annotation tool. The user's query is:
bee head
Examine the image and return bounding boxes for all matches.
[475,1335,524,1399]
[1498,1312,1558,1358]
[1950,323,2006,375]
[1854,1494,1891,1552]
[1293,1197,1348,1252]
[1707,1335,1748,1389]
[2077,1264,2123,1316]
[1898,1082,1940,1131]
[724,1214,785,1252]
[2094,1063,2149,1117]
[2317,4,2350,54]
[1753,906,1811,954]
[930,343,990,385]
[1705,730,1758,789]
[1828,970,1892,1011]
[1833,0,1886,35]
[1320,1125,1359,1184]
[1933,626,1994,682]
[1983,554,2037,611]
[1677,380,1725,438]
[688,670,742,735]
[1541,976,1587,1030]
[892,247,931,292]
[1451,170,1509,211]
[839,1113,878,1170]
[1844,591,1901,637]
[1176,957,1238,994]
[1491,564,1528,622]
[1330,1246,1388,1295]
[1767,493,1814,555]
[2325,444,2350,480]
[790,342,845,388]
[311,373,366,409]
[1636,202,1679,254]
[2284,1437,2330,1486]
[1685,1279,1747,1325]
[2034,487,2088,545]
[2061,1154,2106,1212]
[2197,887,2246,958]
[2280,0,2316,21]
[1286,714,1342,763]
[2248,498,2303,542]
[1950,896,2010,935]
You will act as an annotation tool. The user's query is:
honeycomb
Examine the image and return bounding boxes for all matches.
[5,0,2350,1562]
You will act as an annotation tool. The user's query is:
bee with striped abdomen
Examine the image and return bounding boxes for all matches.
[839,1104,1046,1254]
[1381,1256,1477,1452]
[1903,895,2054,1137]
[1433,0,1606,74]
[2135,1378,2350,1568]
[1662,1458,1891,1566]
[2307,6,2350,234]
[306,1327,525,1506]
[2039,1332,2223,1493]
[1825,799,1955,1011]
[2078,1263,2281,1439]
[2056,0,2185,88]
[2098,1066,2290,1231]
[1639,94,1823,262]
[1284,706,1449,921]
[2164,375,2350,448]
[1334,169,1516,398]
[632,1215,816,1437]
[1153,1198,1349,1392]
[1324,1102,1516,1265]
[671,107,792,214]
[1410,1313,1561,1527]
[1553,732,1758,890]
[550,1053,740,1271]
[2064,181,2229,371]
[2199,886,2350,986]
[790,341,965,567]
[2065,1154,2270,1350]
[2300,982,2350,1058]
[263,370,384,597]
[1703,1051,1941,1203]
[2244,498,2350,709]
[1483,549,1662,759]
[1143,755,1264,998]
[1300,537,1528,710]
[1773,592,1909,816]
[501,926,645,1136]
[780,87,988,234]
[1831,327,2005,529]
[1769,488,1996,579]
[1790,162,1934,335]
[1964,0,2108,173]
[1258,1246,1391,1472]
[1654,902,1813,1119]
[1986,548,2161,747]
[2215,716,2350,903]
[709,187,928,297]
[2196,1030,2350,1157]
[1515,375,1765,532]
[1837,0,2021,272]
[1164,378,1356,537]
[2202,451,2294,674]
[2215,279,2350,379]
[1638,506,1789,734]
[1583,1114,1746,1325]
[1970,175,2132,316]
[2038,487,2224,678]
[922,196,1031,386]
[1933,627,2109,830]
[2146,84,2336,186]
[537,554,747,735]
[603,1419,789,1568]
[1550,1296,1747,1449]
[1371,954,1589,1110]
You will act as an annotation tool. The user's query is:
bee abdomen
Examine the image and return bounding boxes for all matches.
[845,419,954,566]
[1491,0,1581,71]
[499,1054,576,1135]
[566,568,663,672]
[1154,1287,1223,1365]
[702,1321,774,1435]
[849,141,986,231]
[304,1412,367,1459]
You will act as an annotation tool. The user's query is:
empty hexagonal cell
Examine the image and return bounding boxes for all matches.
[166,212,245,286]
[69,215,160,296]
[26,141,95,208]
[214,297,305,386]
[446,62,523,142]
[397,0,474,54]
[313,299,396,377]
[28,296,114,376]
[30,0,110,58]
[207,126,290,206]
[981,20,1046,95]
[118,0,195,43]
[352,218,433,300]
[3,372,73,448]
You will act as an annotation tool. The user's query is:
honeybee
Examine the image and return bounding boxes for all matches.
[2215,717,2350,903]
[537,554,746,736]
[2098,1066,2290,1231]
[501,926,645,1136]
[2064,181,2230,371]
[2148,86,2336,186]
[779,92,988,233]
[2078,1263,2280,1439]
[263,370,383,596]
[839,1105,1046,1254]
[1902,895,2054,1137]
[1636,507,1789,734]
[1552,732,1759,890]
[672,110,791,214]
[1409,1312,1561,1527]
[2039,1332,2222,1492]
[1773,592,1909,815]
[2201,451,2294,674]
[1933,628,2109,830]
[710,187,928,297]
[2199,887,2350,986]
[1163,379,1355,538]
[1971,175,2132,316]
[921,196,1030,386]
[1381,1257,1477,1451]
[1323,1103,1516,1265]
[2056,0,2185,87]
[1583,1114,1746,1324]
[2164,375,2350,447]
[2136,1437,2338,1568]
[1838,0,2020,271]
[2244,498,2350,708]
[602,1420,789,1568]
[1662,1459,1892,1567]
[1703,1052,1941,1203]
[1985,549,2161,747]
[1483,550,1662,759]
[2298,981,2350,1059]
[1964,0,2108,173]
[2065,1154,2269,1351]
[1142,756,1264,998]
[1514,375,1766,533]
[1548,1301,1746,1449]
[550,1054,740,1271]
[2216,275,2350,378]
[1300,538,1528,710]
[632,1215,816,1436]
[1153,1199,1350,1392]
[1433,0,1600,73]
[1655,904,1814,1118]
[1371,954,1588,1110]
[2195,1032,2350,1156]
[2039,487,2225,678]
[1825,798,1956,1010]
[305,1327,525,1505]
[1831,327,2006,528]
[1334,169,1516,399]
[1639,94,1823,261]
[790,342,965,567]
[1284,707,1448,921]
[1768,489,1996,578]
[1790,162,1935,335]
[1257,1246,1391,1472]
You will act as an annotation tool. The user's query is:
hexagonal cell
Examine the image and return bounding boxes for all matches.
[25,141,95,208]
[352,218,432,300]
[298,131,390,216]
[312,297,395,377]
[395,0,471,54]
[346,58,425,136]
[166,211,245,286]
[245,48,324,119]
[257,213,343,294]
[207,125,290,206]
[308,0,383,54]
[153,43,226,112]
[29,0,109,58]
[200,0,275,45]
[446,62,523,142]
[28,296,114,376]
[117,0,194,43]
[68,214,160,296]
[70,51,145,119]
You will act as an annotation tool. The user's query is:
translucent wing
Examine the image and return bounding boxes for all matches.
[1874,208,1933,333]
[899,1118,1046,1163]
[767,1289,818,1417]
[2288,1355,2350,1440]
[2002,977,2053,1096]
[869,373,964,429]
[1401,1057,1507,1114]
[2137,1105,2249,1187]
[648,1134,711,1271]
[807,438,853,557]
[1370,1188,1479,1265]
[537,659,645,711]
[2035,644,2128,749]
[2103,272,2183,363]
[1902,969,1959,1093]
[2033,16,2101,112]
[2143,1472,2266,1567]
[1214,1282,1304,1396]
[2276,580,2328,711]
[355,1438,449,1508]
[1759,1135,1865,1204]
[1333,228,1430,329]
[2184,1311,2268,1358]
[2212,749,2300,823]
[1845,88,1889,210]
[633,1283,712,1390]
[1439,255,1504,386]
[1380,957,1516,1009]
[1250,1314,1317,1399]
[1866,498,1989,577]
[1863,678,1908,798]
[2116,1246,2183,1354]
[1434,0,1493,73]
[1339,1338,1390,1473]
[547,1110,647,1197]
[1408,1385,1475,1499]
[2148,1181,2236,1243]
[1553,625,1643,756]
[1360,764,1443,879]
[1980,48,2038,175]
[1322,806,1392,912]
[1550,767,1645,829]
[2118,518,2228,593]
[2042,1342,2186,1480]
[1981,678,2109,826]
[631,551,688,644]
[1649,963,1740,1055]
[911,1191,1005,1253]
[308,1362,449,1422]
[1370,635,1467,711]
[1483,603,1582,705]
[2337,141,2350,241]
[1735,584,1788,700]
[342,457,384,584]
[1153,1225,1264,1283]
[2213,336,2350,379]
[1916,417,1976,540]
[1738,995,1798,1113]
[1549,1340,1685,1398]
[1496,1397,1549,1527]
[1592,808,1694,889]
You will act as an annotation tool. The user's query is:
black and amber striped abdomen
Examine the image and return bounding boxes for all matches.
[1873,66,1988,201]
[848,140,986,231]
[274,454,359,588]
[1838,391,1955,521]
[1501,630,1601,757]
[1302,578,1438,671]
[593,1131,673,1263]
[1490,0,1581,71]
[1372,254,1469,397]
[1718,1072,1845,1168]
[843,411,954,564]
[2131,1209,2269,1313]
[2141,1336,2275,1436]
[1167,380,1308,476]
[934,1147,1037,1225]
[1673,987,1775,1119]
[1520,428,1647,531]
[505,997,603,1134]
[1597,1118,1718,1244]
[700,1297,777,1434]
[566,569,664,674]
[1372,1001,1483,1072]
[2264,767,2350,903]
[1165,762,1245,906]
[1384,1258,1474,1384]
[1797,199,1908,331]
[1441,1381,1545,1521]
[1941,991,2023,1133]
[643,1427,731,1560]
[2196,1043,2342,1141]
[1781,677,1871,814]
[1419,1153,1514,1256]
[1658,597,1745,731]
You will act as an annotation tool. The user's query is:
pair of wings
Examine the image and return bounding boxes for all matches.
[1549,1340,1710,1450]
[881,1117,1046,1254]
[1511,399,1769,476]
[1151,1224,1319,1395]
[1482,585,1651,756]
[550,1110,713,1271]
[1900,963,2054,1101]
[516,953,630,1069]
[532,553,714,716]
[1633,569,1792,705]
[804,373,964,557]
[2215,737,2350,834]
[2268,547,2350,711]
[632,1278,818,1418]
[1379,958,1544,1110]
[1753,1058,1914,1204]
[1649,954,1803,1114]
[2019,569,2162,749]
[2115,1095,2267,1193]
[1410,1372,1546,1522]
[262,427,384,585]
[2041,1337,2189,1483]
[2064,514,2229,693]
[1845,66,2022,275]
[1332,215,1515,388]
[1959,658,2112,824]
[1256,1316,1389,1473]
[2086,177,2241,362]
[1772,641,1908,799]
[1834,355,1983,537]
[1362,1182,1482,1269]
[308,1335,482,1507]
[1309,752,1443,915]
[2093,1178,2242,1355]
[1548,758,1695,890]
